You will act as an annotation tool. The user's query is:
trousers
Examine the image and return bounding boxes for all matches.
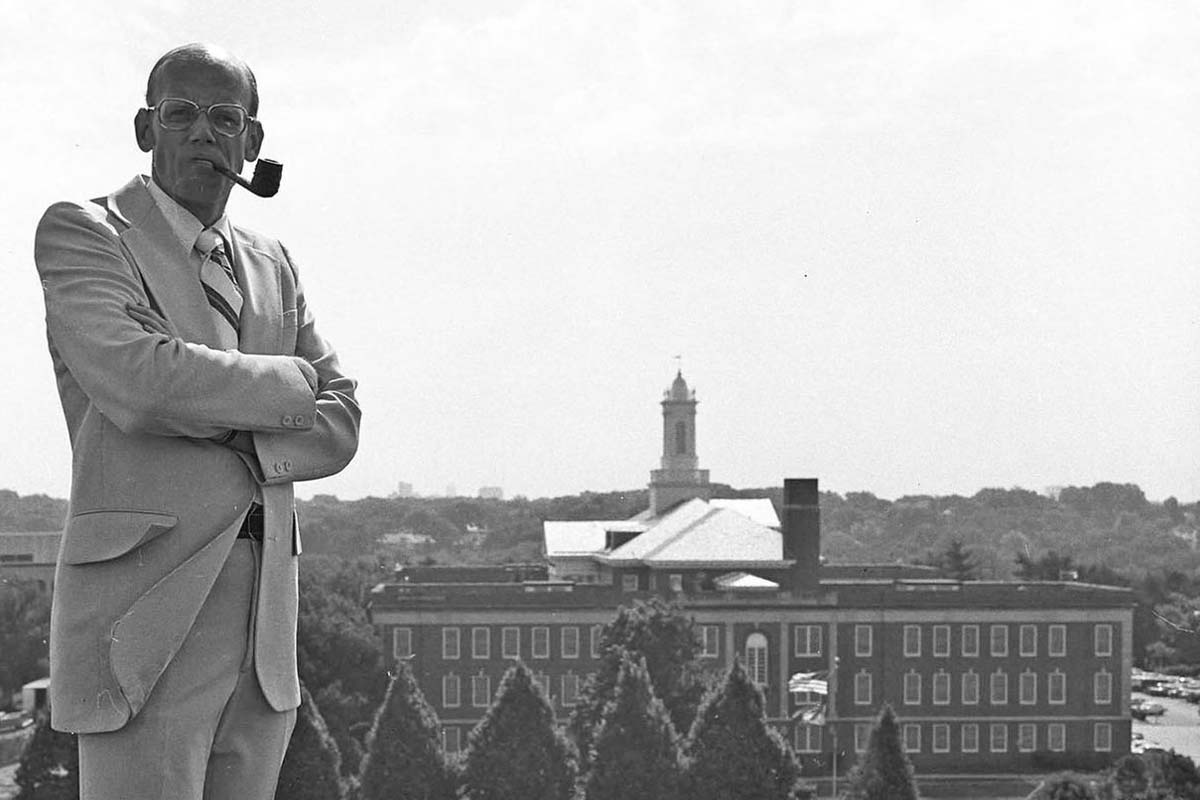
[78,540,296,800]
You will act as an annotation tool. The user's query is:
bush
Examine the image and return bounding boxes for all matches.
[14,716,78,800]
[841,705,919,800]
[275,683,345,800]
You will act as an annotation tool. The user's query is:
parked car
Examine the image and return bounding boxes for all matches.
[0,710,32,733]
[1131,698,1166,720]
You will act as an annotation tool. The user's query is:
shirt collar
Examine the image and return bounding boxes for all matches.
[144,176,233,254]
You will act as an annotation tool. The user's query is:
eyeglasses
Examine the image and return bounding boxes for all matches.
[147,98,255,137]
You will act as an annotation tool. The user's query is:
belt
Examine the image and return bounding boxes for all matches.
[237,504,264,542]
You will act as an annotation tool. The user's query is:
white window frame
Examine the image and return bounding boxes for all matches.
[1094,722,1112,752]
[442,726,460,753]
[933,624,950,657]
[1048,670,1066,705]
[1018,723,1036,753]
[904,671,921,705]
[1048,723,1066,752]
[932,723,950,753]
[532,626,550,659]
[903,723,921,753]
[561,626,580,659]
[854,723,871,753]
[794,625,822,657]
[471,674,491,707]
[794,724,823,753]
[855,671,872,705]
[561,673,580,707]
[855,624,873,657]
[502,626,520,659]
[990,671,1008,705]
[962,723,979,753]
[904,625,921,657]
[393,627,412,659]
[961,624,979,657]
[1049,624,1067,657]
[1095,624,1113,657]
[962,671,979,705]
[669,573,683,592]
[1094,670,1112,704]
[1019,671,1037,706]
[590,625,603,658]
[472,627,490,659]
[990,625,1008,657]
[746,632,769,687]
[700,624,720,658]
[933,671,950,705]
[990,723,1008,753]
[442,627,460,660]
[1020,625,1037,657]
[442,674,460,708]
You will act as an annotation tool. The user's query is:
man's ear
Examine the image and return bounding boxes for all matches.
[244,119,263,162]
[134,108,155,153]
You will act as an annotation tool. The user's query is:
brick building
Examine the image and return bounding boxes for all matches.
[369,373,1134,778]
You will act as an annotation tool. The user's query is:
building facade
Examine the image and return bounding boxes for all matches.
[369,373,1134,778]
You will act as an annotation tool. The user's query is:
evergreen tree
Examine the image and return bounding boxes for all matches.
[681,660,801,800]
[569,597,706,766]
[842,704,919,800]
[358,663,456,800]
[275,683,345,800]
[938,540,980,581]
[14,716,78,800]
[460,661,577,800]
[584,653,681,800]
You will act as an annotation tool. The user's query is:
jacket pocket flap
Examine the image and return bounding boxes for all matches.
[61,510,179,565]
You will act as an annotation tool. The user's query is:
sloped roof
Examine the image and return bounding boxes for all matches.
[543,519,649,557]
[714,571,780,590]
[603,499,787,566]
[710,498,780,528]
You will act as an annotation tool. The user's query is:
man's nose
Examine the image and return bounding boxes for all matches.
[186,111,218,143]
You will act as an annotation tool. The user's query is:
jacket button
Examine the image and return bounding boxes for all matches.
[282,414,294,426]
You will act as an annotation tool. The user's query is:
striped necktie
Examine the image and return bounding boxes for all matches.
[196,228,241,349]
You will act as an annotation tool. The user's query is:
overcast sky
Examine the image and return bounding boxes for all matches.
[3,1,1197,503]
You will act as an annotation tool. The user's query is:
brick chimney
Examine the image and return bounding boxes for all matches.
[783,478,821,594]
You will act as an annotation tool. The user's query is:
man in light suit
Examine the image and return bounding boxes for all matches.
[34,43,360,799]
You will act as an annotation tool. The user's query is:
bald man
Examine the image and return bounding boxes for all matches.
[34,43,360,799]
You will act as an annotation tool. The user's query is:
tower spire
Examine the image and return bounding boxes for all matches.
[648,368,711,514]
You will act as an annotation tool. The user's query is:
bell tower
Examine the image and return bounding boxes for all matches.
[649,370,711,514]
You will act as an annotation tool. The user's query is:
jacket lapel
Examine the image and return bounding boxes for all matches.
[229,228,283,355]
[112,179,222,348]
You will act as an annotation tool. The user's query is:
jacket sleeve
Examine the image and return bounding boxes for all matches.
[248,244,361,485]
[35,200,318,439]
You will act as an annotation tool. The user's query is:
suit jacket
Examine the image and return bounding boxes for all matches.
[34,175,361,734]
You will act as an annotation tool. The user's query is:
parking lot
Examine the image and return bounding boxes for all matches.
[1132,692,1200,764]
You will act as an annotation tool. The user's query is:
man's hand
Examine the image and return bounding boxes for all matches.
[126,303,180,339]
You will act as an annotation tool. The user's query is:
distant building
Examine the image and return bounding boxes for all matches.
[478,486,504,500]
[370,373,1134,780]
[0,531,60,589]
[393,482,416,498]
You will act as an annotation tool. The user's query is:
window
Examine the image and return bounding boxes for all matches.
[1048,723,1066,752]
[962,723,979,753]
[795,724,822,753]
[933,625,950,657]
[562,626,580,659]
[393,627,412,659]
[961,625,979,657]
[855,671,873,705]
[561,673,580,706]
[1094,723,1112,752]
[745,632,769,687]
[442,726,460,754]
[990,723,1008,753]
[1019,671,1037,705]
[904,672,921,705]
[442,674,460,707]
[855,625,873,657]
[622,574,639,592]
[590,625,604,658]
[700,625,720,658]
[1094,670,1112,704]
[854,723,871,753]
[962,671,979,705]
[502,627,520,659]
[903,724,921,753]
[1020,625,1037,657]
[472,627,490,659]
[471,674,491,707]
[1095,624,1113,657]
[532,626,550,659]
[675,420,688,454]
[794,625,822,657]
[990,671,1008,705]
[1049,624,1067,657]
[932,723,950,753]
[1048,670,1066,705]
[442,627,460,660]
[990,625,1008,657]
[933,671,950,705]
[904,625,921,657]
[1018,723,1036,752]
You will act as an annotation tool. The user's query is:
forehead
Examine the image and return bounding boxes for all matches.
[152,61,253,107]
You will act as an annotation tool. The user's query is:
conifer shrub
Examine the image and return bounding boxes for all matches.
[275,683,345,800]
[842,704,919,800]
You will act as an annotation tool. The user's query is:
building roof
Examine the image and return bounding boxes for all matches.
[0,531,61,563]
[597,498,788,566]
[714,571,780,591]
[709,498,780,528]
[543,520,648,557]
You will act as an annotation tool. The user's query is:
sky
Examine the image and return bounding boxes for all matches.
[2,1,1198,503]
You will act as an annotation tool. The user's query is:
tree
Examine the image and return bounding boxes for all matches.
[14,716,78,800]
[584,653,682,800]
[842,704,919,800]
[569,597,706,766]
[275,683,345,800]
[936,540,979,581]
[681,660,802,800]
[1028,773,1095,800]
[0,579,52,706]
[358,663,456,800]
[460,662,577,800]
[1105,750,1200,799]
